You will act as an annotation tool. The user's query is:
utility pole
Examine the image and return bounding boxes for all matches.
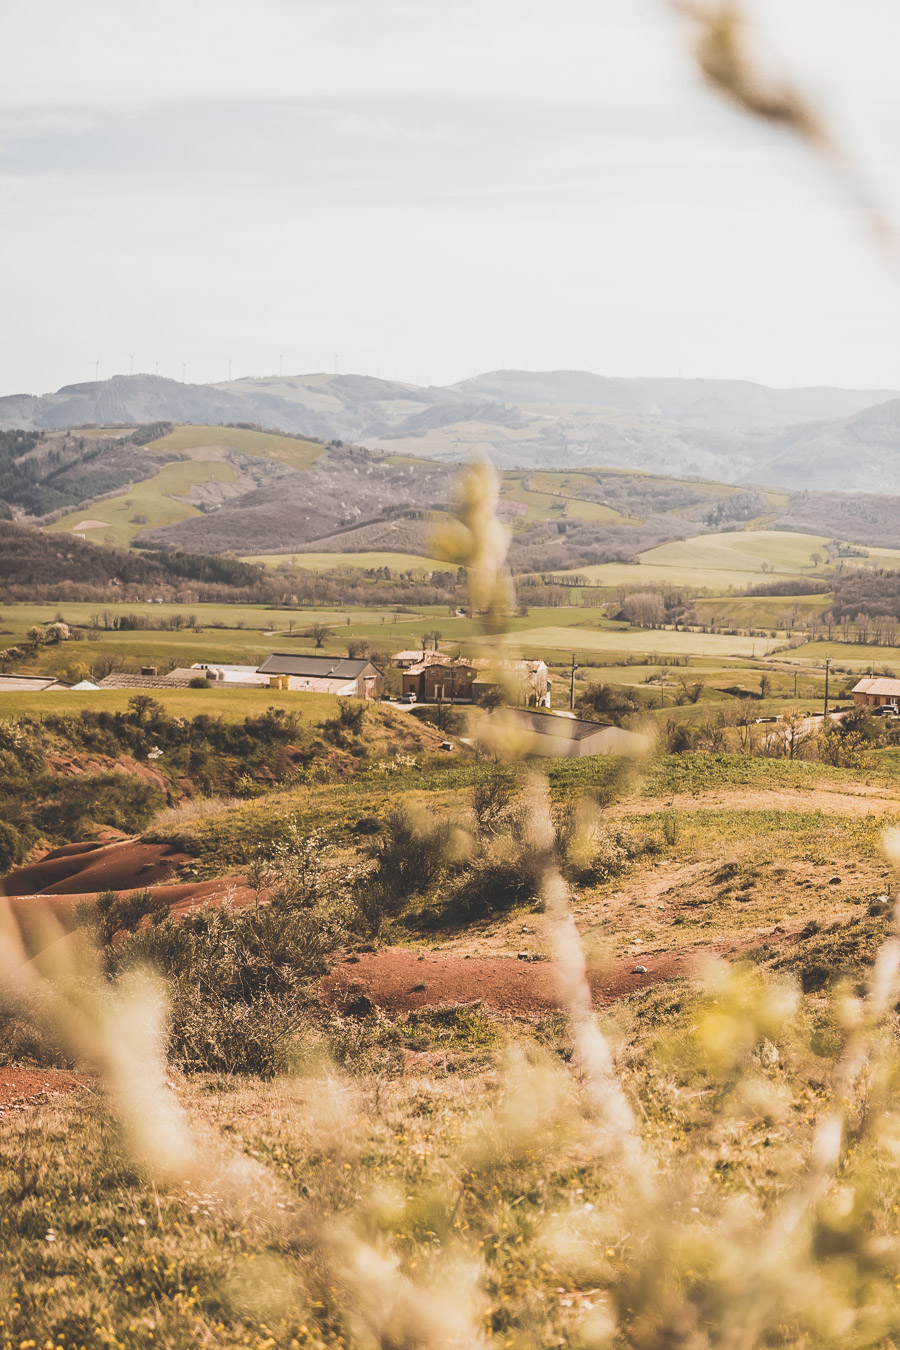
[278,354,283,377]
[824,656,831,720]
[793,670,798,701]
[182,362,186,383]
[569,655,576,710]
[94,359,100,381]
[128,353,134,375]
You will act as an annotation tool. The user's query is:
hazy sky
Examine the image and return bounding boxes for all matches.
[3,0,900,395]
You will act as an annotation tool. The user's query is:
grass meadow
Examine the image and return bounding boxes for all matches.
[47,459,240,547]
[146,424,324,470]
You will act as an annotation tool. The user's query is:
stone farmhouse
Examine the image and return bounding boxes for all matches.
[401,656,477,703]
[472,659,550,708]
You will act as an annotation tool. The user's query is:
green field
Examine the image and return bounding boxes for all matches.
[241,550,453,573]
[551,529,861,592]
[0,685,341,722]
[147,424,324,471]
[47,459,239,547]
[639,529,835,576]
[495,624,780,659]
[693,593,833,629]
[785,640,900,671]
[551,562,786,592]
[498,473,631,525]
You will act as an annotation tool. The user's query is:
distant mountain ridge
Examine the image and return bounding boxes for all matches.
[2,369,899,491]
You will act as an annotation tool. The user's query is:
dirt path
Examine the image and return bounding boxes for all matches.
[611,785,900,819]
[320,933,779,1018]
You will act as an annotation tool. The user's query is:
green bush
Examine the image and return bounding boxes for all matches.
[0,819,27,874]
[110,888,356,1075]
[366,804,457,907]
[93,887,170,947]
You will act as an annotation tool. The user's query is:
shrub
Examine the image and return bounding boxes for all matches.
[566,817,657,885]
[366,803,458,908]
[445,831,544,919]
[110,891,354,1075]
[0,819,27,874]
[93,887,170,947]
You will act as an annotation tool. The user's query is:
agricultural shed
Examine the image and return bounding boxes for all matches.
[852,677,900,707]
[190,663,270,686]
[257,653,383,698]
[505,709,649,759]
[0,674,70,692]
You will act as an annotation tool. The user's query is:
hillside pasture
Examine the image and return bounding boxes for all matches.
[638,529,835,577]
[693,593,833,630]
[498,474,632,525]
[47,459,239,547]
[147,424,324,471]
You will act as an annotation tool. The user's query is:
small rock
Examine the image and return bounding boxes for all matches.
[631,965,648,975]
[829,876,842,885]
[412,982,427,993]
[345,993,373,1017]
[517,951,530,960]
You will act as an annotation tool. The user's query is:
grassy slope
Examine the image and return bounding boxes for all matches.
[639,529,833,576]
[241,551,453,572]
[147,424,324,470]
[45,426,326,547]
[47,459,238,547]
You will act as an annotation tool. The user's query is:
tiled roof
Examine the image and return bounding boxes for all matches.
[853,677,900,695]
[97,674,193,689]
[404,658,475,676]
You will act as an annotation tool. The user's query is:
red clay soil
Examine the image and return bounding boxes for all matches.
[48,749,168,792]
[3,837,196,897]
[0,1067,91,1116]
[2,837,256,928]
[320,945,715,1018]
